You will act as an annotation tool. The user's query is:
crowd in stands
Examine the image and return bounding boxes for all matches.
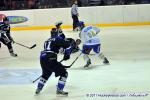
[0,0,150,11]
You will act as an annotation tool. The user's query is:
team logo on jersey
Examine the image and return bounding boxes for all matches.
[7,16,28,24]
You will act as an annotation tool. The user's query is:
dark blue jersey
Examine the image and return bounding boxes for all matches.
[0,22,10,34]
[0,22,11,40]
[43,36,72,55]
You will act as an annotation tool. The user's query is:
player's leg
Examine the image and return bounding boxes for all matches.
[93,44,109,64]
[72,15,76,30]
[72,15,79,31]
[35,76,48,94]
[54,62,69,96]
[35,54,52,94]
[0,35,17,57]
[7,43,17,57]
[0,40,1,48]
[35,69,52,95]
[57,72,68,96]
[82,45,92,68]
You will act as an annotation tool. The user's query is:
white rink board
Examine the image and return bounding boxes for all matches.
[1,4,150,27]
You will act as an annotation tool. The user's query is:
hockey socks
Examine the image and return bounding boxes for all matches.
[97,53,110,64]
[83,54,91,68]
[57,77,68,96]
[35,77,46,94]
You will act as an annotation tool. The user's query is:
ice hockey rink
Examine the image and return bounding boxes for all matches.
[0,26,150,100]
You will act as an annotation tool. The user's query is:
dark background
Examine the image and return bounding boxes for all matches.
[0,0,150,11]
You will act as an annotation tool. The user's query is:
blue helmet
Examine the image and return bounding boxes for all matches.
[51,28,58,38]
[78,21,85,30]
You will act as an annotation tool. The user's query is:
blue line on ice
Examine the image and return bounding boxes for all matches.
[0,69,43,85]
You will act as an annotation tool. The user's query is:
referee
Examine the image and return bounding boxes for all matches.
[71,0,79,31]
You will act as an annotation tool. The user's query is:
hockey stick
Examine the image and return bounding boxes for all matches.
[60,51,82,67]
[32,76,41,83]
[60,59,64,63]
[66,52,82,68]
[14,41,36,49]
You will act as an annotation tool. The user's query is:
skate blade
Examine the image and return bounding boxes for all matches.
[34,90,41,96]
[34,93,40,96]
[56,94,68,97]
[84,64,91,69]
[104,63,110,65]
[84,66,91,70]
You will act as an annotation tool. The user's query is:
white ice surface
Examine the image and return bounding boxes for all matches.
[0,26,150,100]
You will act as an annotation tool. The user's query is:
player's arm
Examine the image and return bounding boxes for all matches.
[58,39,72,60]
[92,26,100,34]
[59,33,65,39]
[80,31,87,43]
[0,23,6,34]
[5,24,14,43]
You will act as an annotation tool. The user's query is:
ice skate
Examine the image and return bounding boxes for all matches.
[35,78,46,95]
[84,59,91,68]
[10,52,17,57]
[35,88,42,95]
[73,27,80,31]
[56,89,68,96]
[103,57,109,65]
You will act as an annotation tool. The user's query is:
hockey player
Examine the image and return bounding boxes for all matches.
[35,28,73,96]
[80,25,109,68]
[51,24,81,53]
[66,38,81,53]
[0,17,17,57]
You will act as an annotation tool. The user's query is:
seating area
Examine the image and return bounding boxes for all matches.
[0,0,150,10]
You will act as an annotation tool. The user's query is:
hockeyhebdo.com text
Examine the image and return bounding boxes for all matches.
[86,92,149,98]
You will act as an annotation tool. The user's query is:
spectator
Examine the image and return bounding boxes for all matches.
[28,0,35,9]
[77,0,82,7]
[0,0,5,10]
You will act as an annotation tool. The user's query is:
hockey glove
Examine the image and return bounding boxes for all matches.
[84,48,92,54]
[63,54,70,61]
[10,38,15,44]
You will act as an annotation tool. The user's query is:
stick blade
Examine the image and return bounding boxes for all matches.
[32,80,36,83]
[30,44,36,49]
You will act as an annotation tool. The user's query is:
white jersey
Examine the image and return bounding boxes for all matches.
[80,26,100,45]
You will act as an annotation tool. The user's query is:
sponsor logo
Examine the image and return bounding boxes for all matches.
[7,16,28,24]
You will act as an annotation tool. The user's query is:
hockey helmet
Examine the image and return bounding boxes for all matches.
[76,39,81,45]
[78,21,85,30]
[0,14,7,22]
[51,28,58,37]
